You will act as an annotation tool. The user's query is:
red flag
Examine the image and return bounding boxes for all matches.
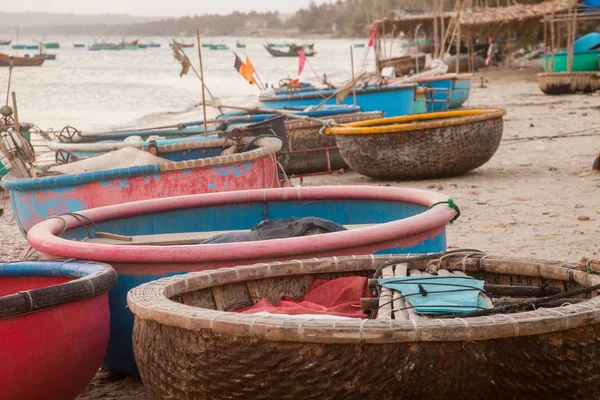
[298,49,307,75]
[368,24,379,47]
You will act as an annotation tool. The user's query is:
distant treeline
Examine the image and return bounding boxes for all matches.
[15,0,552,37]
[19,11,283,36]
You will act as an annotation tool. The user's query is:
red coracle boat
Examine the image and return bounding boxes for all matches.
[0,260,117,400]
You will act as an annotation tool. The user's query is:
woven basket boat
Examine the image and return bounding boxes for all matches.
[327,108,506,180]
[128,252,600,400]
[1,260,116,400]
[538,72,600,95]
[282,111,383,174]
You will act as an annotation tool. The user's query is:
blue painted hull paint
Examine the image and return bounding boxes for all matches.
[261,85,415,117]
[450,79,472,109]
[58,199,448,375]
[417,79,452,112]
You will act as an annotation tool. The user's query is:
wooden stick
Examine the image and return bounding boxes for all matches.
[11,92,19,134]
[377,266,394,320]
[392,263,409,320]
[198,103,347,128]
[350,46,356,107]
[197,30,208,132]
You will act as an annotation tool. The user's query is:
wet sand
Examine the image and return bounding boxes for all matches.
[1,66,599,398]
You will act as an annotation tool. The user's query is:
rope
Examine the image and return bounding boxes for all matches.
[428,198,461,223]
[440,281,600,319]
[583,259,600,287]
[372,249,485,280]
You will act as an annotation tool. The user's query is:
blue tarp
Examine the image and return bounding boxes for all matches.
[379,276,487,314]
[574,32,600,53]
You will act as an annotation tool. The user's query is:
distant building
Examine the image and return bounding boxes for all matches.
[244,18,268,34]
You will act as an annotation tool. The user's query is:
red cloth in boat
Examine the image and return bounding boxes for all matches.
[236,277,370,319]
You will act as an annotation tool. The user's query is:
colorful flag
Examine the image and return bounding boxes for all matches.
[245,56,256,84]
[298,49,307,76]
[234,54,256,85]
[368,24,379,47]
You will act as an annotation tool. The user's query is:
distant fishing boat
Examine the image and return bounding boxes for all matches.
[44,42,60,49]
[0,53,45,67]
[201,43,212,48]
[0,40,11,46]
[25,45,39,50]
[33,53,56,60]
[139,42,161,48]
[236,41,246,49]
[88,45,102,51]
[11,44,25,50]
[264,44,316,57]
[353,43,366,48]
[170,41,195,48]
[73,43,85,48]
[209,44,229,50]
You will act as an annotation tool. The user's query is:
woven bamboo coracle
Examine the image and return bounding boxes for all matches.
[538,72,600,95]
[327,109,506,180]
[282,111,383,174]
[128,252,600,400]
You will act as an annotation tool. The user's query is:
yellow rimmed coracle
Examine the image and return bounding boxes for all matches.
[326,108,506,180]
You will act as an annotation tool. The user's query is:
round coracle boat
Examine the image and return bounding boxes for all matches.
[327,109,506,180]
[538,72,600,95]
[1,260,116,400]
[128,252,600,400]
[27,185,458,375]
[282,111,383,174]
[2,137,282,234]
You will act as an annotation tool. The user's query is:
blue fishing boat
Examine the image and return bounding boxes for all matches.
[88,45,102,51]
[25,45,39,50]
[259,84,416,117]
[26,185,458,375]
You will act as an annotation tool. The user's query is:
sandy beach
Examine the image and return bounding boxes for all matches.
[1,66,599,398]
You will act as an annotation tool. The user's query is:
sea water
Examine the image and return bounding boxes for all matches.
[0,36,380,132]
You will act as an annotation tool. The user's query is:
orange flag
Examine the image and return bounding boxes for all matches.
[234,54,256,85]
[244,56,256,85]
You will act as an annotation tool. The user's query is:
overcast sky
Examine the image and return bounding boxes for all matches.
[3,0,332,17]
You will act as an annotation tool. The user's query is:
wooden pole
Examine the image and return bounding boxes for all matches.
[11,92,20,134]
[456,23,461,73]
[550,0,556,72]
[196,30,208,130]
[440,0,446,60]
[433,0,440,58]
[350,46,356,106]
[568,1,578,74]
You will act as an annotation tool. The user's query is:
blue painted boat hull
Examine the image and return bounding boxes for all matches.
[260,85,416,117]
[450,78,472,109]
[417,79,452,112]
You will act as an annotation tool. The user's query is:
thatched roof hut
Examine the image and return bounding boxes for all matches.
[374,0,576,37]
